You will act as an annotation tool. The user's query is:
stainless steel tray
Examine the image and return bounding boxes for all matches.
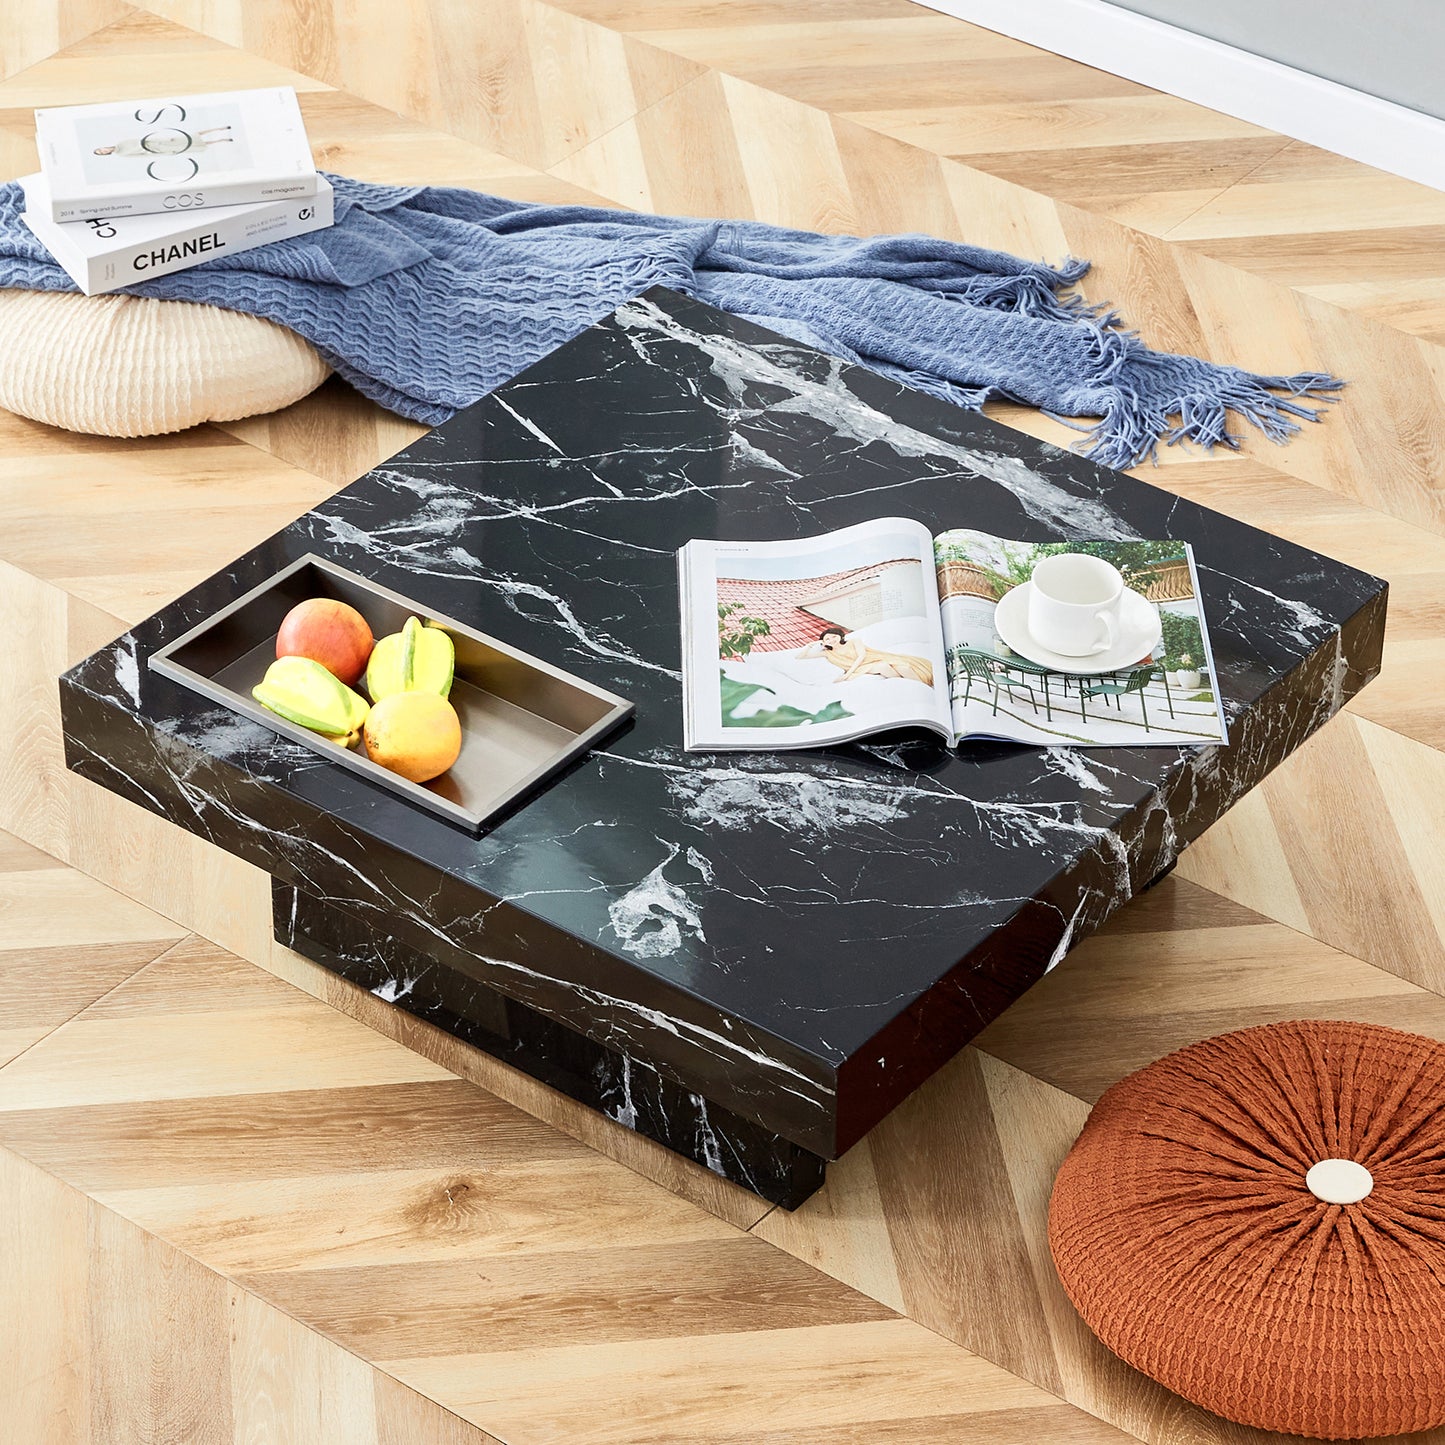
[148,554,634,835]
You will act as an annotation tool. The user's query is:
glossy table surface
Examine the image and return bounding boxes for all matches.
[62,289,1387,1160]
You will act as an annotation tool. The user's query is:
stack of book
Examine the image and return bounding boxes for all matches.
[21,86,333,295]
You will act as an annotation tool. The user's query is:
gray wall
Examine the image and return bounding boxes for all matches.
[1104,1,1445,121]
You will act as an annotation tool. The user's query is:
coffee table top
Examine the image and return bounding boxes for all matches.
[65,289,1386,1156]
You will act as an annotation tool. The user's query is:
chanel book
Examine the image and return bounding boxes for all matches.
[679,519,1225,751]
[33,86,317,222]
[20,173,334,295]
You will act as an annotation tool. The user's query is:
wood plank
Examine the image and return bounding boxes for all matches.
[975,874,1441,1101]
[88,1201,236,1445]
[393,1319,1064,1444]
[850,93,1270,157]
[0,1146,89,1442]
[0,818,185,1068]
[249,1237,894,1359]
[0,1144,508,1444]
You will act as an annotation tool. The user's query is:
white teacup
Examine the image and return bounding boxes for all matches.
[1027,553,1125,657]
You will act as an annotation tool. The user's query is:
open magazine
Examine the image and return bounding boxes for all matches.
[679,518,1227,750]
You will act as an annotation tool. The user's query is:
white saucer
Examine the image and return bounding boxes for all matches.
[993,582,1162,675]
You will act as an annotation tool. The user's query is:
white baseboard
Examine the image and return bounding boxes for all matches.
[912,0,1445,194]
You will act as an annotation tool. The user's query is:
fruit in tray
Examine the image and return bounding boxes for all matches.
[259,600,464,784]
[366,616,455,701]
[363,691,462,782]
[253,656,369,747]
[276,598,374,685]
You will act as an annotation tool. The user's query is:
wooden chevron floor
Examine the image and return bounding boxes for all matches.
[0,845,1135,1444]
[0,1,1442,1441]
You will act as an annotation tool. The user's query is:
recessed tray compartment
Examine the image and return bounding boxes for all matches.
[148,554,634,835]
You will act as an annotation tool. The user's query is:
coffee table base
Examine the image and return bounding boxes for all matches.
[273,882,828,1209]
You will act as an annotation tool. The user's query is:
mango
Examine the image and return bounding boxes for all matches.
[363,691,462,782]
[253,655,369,745]
[276,598,374,685]
[365,615,455,701]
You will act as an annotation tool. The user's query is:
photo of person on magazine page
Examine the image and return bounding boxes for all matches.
[697,524,947,740]
[797,625,935,687]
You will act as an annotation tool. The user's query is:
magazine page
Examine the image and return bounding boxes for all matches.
[933,531,1228,748]
[680,519,952,751]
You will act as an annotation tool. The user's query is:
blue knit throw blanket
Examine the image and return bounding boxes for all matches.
[0,174,1340,468]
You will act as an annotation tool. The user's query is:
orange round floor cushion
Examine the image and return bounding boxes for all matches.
[1049,1020,1445,1439]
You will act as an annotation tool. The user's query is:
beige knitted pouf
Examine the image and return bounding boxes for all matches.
[0,288,331,437]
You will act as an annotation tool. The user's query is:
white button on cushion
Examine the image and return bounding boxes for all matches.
[1305,1158,1373,1205]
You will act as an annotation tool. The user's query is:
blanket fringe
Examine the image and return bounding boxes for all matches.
[1068,325,1343,470]
[947,256,1094,323]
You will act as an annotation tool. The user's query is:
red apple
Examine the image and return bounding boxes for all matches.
[276,598,374,685]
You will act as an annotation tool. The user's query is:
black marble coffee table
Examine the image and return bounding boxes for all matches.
[62,289,1386,1207]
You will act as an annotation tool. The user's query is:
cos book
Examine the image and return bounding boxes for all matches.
[20,173,334,295]
[33,86,317,222]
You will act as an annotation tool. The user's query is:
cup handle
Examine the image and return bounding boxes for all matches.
[1088,610,1118,655]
